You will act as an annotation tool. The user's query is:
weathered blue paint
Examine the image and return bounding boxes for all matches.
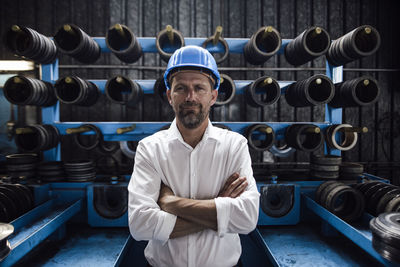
[303,194,397,266]
[2,200,82,267]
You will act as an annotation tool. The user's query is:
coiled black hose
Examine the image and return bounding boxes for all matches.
[156,25,185,62]
[243,26,281,65]
[3,76,57,106]
[285,75,335,107]
[55,76,99,106]
[72,124,103,151]
[202,27,229,64]
[15,124,60,152]
[105,76,143,107]
[54,24,101,63]
[4,25,57,64]
[326,25,381,66]
[316,181,365,222]
[154,77,168,103]
[245,124,275,151]
[215,74,236,106]
[285,124,324,152]
[245,76,280,107]
[285,26,330,66]
[106,24,142,63]
[329,76,380,108]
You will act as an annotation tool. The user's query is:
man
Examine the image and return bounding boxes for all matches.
[128,45,260,267]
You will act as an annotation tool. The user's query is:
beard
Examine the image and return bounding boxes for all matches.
[176,101,209,129]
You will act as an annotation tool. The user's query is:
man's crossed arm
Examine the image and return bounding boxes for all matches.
[157,172,248,239]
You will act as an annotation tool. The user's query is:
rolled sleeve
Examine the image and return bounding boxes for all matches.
[214,197,232,237]
[214,136,260,235]
[154,211,177,244]
[128,141,177,243]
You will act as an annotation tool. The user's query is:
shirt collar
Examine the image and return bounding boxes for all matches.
[167,118,222,144]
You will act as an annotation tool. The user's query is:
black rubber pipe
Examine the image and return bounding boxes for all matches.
[243,26,281,65]
[55,76,99,106]
[4,25,57,64]
[285,26,331,66]
[105,76,143,107]
[106,24,142,63]
[4,76,57,106]
[285,75,335,107]
[326,25,381,66]
[54,24,101,63]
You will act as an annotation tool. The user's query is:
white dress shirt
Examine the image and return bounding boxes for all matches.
[128,119,260,267]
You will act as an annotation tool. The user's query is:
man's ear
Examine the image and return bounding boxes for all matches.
[166,89,172,105]
[210,89,218,106]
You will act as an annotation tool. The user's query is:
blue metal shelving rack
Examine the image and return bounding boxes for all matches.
[40,37,343,161]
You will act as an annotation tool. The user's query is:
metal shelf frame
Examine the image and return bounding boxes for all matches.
[39,36,343,161]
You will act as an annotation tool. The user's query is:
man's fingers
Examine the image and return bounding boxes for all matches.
[230,180,248,198]
[225,176,246,196]
[219,173,239,195]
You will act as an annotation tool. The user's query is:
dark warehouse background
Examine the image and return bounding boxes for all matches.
[0,0,399,184]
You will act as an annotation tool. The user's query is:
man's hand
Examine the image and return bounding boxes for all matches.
[218,172,248,198]
[158,183,175,213]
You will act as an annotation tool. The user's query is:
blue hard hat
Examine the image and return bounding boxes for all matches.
[164,45,220,90]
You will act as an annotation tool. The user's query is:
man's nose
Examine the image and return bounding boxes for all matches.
[185,88,196,101]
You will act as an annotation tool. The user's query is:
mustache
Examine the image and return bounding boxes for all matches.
[179,102,202,109]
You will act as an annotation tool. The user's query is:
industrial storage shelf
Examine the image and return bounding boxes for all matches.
[39,36,343,161]
[51,121,333,142]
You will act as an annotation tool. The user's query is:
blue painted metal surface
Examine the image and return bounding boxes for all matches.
[51,121,333,142]
[303,194,396,266]
[325,62,343,156]
[1,200,82,267]
[87,183,128,227]
[93,37,291,55]
[258,222,384,267]
[89,79,294,95]
[257,183,300,225]
[24,225,128,267]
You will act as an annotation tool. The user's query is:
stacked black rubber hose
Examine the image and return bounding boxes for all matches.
[327,25,381,66]
[285,26,331,66]
[153,77,168,103]
[245,76,280,107]
[54,24,100,63]
[4,25,57,64]
[105,76,143,107]
[329,77,380,108]
[37,161,65,182]
[215,74,236,105]
[352,181,400,217]
[285,75,335,107]
[6,154,38,181]
[310,155,342,180]
[0,182,34,222]
[3,76,57,106]
[55,76,100,106]
[245,124,275,152]
[285,124,324,152]
[244,26,281,65]
[106,24,142,63]
[315,181,365,222]
[15,125,60,153]
[64,160,96,182]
